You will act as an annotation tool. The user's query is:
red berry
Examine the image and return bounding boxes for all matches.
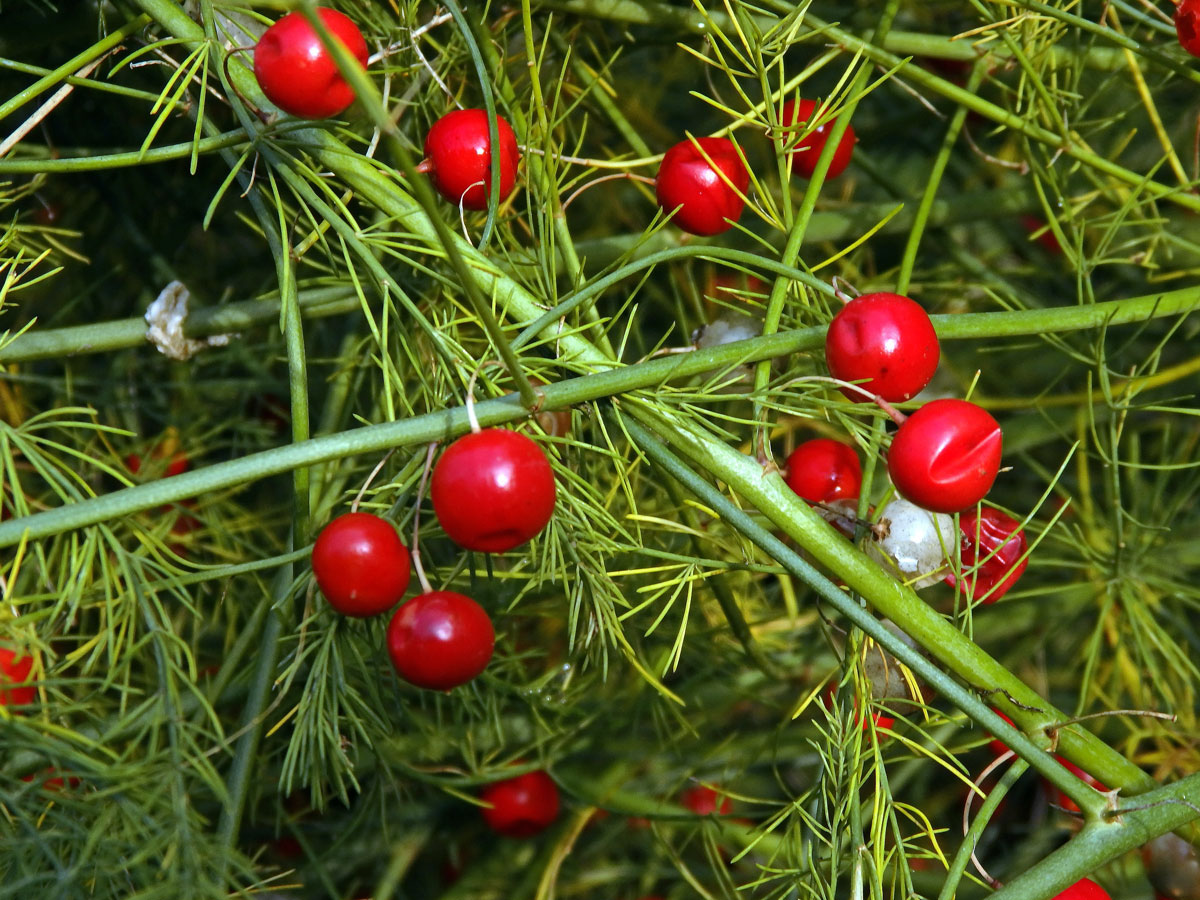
[948,507,1029,604]
[1021,214,1063,255]
[1178,0,1200,57]
[887,399,1003,514]
[655,136,749,236]
[386,590,494,690]
[422,109,520,210]
[312,512,411,617]
[985,710,1017,757]
[253,8,369,119]
[680,785,732,816]
[0,647,35,707]
[1052,879,1111,900]
[22,768,81,791]
[1048,757,1107,814]
[430,429,556,553]
[824,292,939,403]
[785,438,862,504]
[781,98,856,179]
[823,682,895,732]
[480,770,560,837]
[126,446,188,478]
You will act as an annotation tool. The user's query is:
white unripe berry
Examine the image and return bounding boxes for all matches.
[866,498,958,589]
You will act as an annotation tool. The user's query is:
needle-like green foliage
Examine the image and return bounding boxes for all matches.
[0,1,1198,898]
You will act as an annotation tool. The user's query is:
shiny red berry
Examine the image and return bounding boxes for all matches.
[430,429,556,552]
[1047,757,1107,814]
[422,109,520,210]
[825,292,939,403]
[480,770,560,837]
[948,507,1029,604]
[887,399,1003,514]
[1052,879,1111,900]
[680,785,732,816]
[312,512,411,617]
[386,590,494,690]
[1178,0,1200,57]
[784,438,862,504]
[655,136,749,236]
[0,647,34,707]
[781,98,856,179]
[253,8,369,119]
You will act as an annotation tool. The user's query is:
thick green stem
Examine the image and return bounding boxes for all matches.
[990,772,1200,900]
[620,414,1115,817]
[0,286,355,363]
[4,280,1199,546]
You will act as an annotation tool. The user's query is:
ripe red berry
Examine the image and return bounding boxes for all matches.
[253,8,369,119]
[480,770,560,837]
[430,429,556,553]
[422,109,520,210]
[0,647,35,707]
[126,447,188,478]
[985,710,1017,757]
[887,399,1003,514]
[1047,757,1107,814]
[22,768,81,791]
[655,136,749,236]
[948,507,1029,604]
[823,683,895,731]
[680,785,732,816]
[312,512,411,617]
[784,438,862,504]
[824,292,939,403]
[1052,878,1111,900]
[386,590,494,690]
[1178,0,1200,57]
[781,98,856,179]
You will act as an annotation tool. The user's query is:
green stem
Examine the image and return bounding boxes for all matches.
[989,772,1200,900]
[618,411,1151,809]
[0,55,193,111]
[214,563,290,857]
[0,286,355,364]
[937,756,1030,900]
[4,281,1199,547]
[0,14,151,125]
[896,62,984,294]
[0,127,285,175]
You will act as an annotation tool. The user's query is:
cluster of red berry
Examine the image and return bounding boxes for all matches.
[312,425,554,690]
[310,425,557,835]
[655,97,855,236]
[784,290,1027,603]
[242,7,1198,886]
